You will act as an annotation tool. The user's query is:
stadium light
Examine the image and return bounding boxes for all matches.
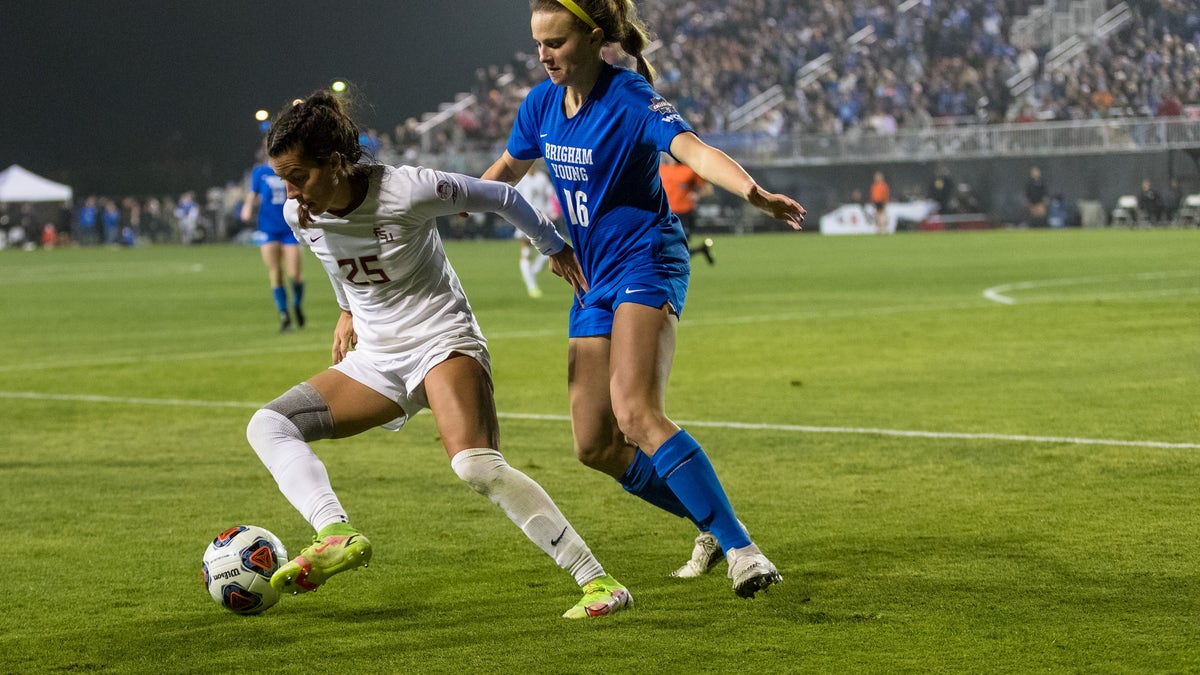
[255,109,271,133]
[331,79,348,94]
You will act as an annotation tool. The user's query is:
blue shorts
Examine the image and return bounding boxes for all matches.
[569,267,689,338]
[254,228,299,246]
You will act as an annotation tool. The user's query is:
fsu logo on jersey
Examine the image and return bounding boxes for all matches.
[649,96,683,124]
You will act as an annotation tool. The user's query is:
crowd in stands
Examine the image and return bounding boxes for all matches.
[1018,0,1200,122]
[410,0,1200,155]
[0,183,251,250]
[6,0,1197,249]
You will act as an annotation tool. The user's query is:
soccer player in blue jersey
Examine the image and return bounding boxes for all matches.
[482,0,805,598]
[242,156,306,332]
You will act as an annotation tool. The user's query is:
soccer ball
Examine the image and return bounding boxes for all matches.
[201,525,288,615]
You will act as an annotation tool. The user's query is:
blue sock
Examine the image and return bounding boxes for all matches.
[272,286,287,313]
[291,281,305,309]
[651,429,750,552]
[618,448,703,528]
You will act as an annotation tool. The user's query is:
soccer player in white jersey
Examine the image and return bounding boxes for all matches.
[244,90,629,619]
[513,161,560,298]
[482,0,805,598]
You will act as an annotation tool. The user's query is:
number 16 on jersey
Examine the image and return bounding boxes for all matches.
[562,190,589,228]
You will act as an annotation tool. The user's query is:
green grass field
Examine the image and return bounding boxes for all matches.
[0,229,1197,673]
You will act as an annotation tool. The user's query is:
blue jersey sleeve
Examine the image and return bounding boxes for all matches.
[507,82,551,161]
[623,76,693,153]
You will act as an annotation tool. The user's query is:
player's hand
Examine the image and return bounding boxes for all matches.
[748,184,806,231]
[332,310,356,364]
[548,244,589,296]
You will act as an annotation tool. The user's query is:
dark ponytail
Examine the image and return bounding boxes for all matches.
[266,90,364,167]
[611,0,656,85]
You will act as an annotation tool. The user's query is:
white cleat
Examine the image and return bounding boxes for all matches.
[671,531,725,578]
[727,544,782,598]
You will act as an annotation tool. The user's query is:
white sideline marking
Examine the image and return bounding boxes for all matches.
[0,345,319,373]
[0,328,568,374]
[2,390,1196,450]
[0,262,205,284]
[983,271,1200,305]
[0,304,978,374]
[0,391,262,409]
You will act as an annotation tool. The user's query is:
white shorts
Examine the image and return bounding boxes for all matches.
[330,336,491,431]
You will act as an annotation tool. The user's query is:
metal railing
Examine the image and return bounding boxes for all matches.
[1007,2,1129,99]
[1011,0,1110,49]
[408,116,1199,174]
[696,116,1200,167]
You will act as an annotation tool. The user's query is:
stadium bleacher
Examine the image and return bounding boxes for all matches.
[392,0,1198,161]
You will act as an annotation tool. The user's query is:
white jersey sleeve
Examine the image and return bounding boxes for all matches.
[408,169,565,256]
[516,170,560,219]
[417,169,561,255]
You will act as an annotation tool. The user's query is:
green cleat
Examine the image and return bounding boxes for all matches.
[562,575,632,619]
[271,527,373,595]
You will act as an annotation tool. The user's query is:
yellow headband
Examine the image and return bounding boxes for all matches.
[556,0,598,29]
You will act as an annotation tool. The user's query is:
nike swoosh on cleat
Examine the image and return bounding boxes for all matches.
[551,526,568,546]
[312,535,350,554]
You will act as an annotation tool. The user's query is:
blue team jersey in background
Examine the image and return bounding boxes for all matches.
[507,63,693,289]
[250,163,290,235]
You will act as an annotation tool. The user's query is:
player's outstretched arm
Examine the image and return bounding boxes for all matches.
[669,132,806,230]
[482,151,535,186]
[746,184,806,231]
[456,173,567,257]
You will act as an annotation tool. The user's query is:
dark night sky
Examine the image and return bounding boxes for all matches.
[1,2,535,196]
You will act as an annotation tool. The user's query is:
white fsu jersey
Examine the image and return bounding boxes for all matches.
[286,164,563,362]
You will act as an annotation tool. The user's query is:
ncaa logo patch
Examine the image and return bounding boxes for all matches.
[649,96,683,124]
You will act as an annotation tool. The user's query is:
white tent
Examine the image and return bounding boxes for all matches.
[0,164,73,203]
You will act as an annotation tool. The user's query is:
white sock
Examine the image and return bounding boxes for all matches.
[451,448,605,586]
[246,409,348,533]
[519,252,538,292]
[529,252,548,275]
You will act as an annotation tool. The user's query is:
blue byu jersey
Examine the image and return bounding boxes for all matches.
[250,163,290,235]
[507,63,693,288]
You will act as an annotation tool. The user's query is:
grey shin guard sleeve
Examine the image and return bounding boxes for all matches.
[262,382,335,442]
